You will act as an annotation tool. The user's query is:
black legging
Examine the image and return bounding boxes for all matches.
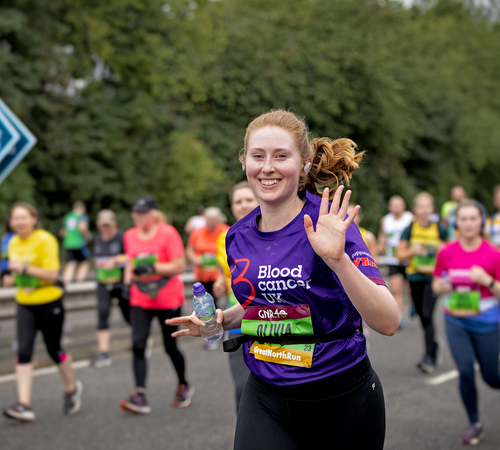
[96,283,130,330]
[17,298,66,364]
[130,306,186,388]
[234,357,386,450]
[409,280,438,360]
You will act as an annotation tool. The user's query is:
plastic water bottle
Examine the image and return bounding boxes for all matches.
[192,282,223,342]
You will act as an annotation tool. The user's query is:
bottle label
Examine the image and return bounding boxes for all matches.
[196,305,216,322]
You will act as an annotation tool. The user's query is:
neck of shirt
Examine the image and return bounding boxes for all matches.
[459,236,483,252]
[258,194,305,233]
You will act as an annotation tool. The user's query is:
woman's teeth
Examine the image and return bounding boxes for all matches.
[260,179,280,186]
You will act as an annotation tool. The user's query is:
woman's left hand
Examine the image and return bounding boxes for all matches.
[470,265,493,287]
[304,186,359,265]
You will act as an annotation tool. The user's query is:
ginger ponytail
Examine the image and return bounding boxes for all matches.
[301,137,364,200]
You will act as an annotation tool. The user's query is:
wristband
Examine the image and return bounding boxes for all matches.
[489,279,496,289]
[22,263,29,275]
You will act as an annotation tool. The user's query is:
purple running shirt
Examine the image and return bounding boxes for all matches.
[226,190,386,386]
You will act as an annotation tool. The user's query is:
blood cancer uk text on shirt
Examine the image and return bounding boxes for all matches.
[226,190,386,386]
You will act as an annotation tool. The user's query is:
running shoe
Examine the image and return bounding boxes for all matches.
[64,380,83,415]
[91,352,112,368]
[398,319,405,331]
[417,356,435,374]
[410,305,417,318]
[3,402,35,422]
[120,392,151,414]
[460,423,484,445]
[172,384,195,408]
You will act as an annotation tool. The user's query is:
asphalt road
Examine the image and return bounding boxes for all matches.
[1,300,500,450]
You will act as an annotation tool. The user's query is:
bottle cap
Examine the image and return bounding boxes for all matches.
[193,282,206,296]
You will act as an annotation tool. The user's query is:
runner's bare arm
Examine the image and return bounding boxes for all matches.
[304,186,399,336]
[432,276,452,295]
[154,255,186,277]
[470,266,500,297]
[186,244,202,267]
[166,303,245,337]
[8,261,59,283]
[396,240,414,262]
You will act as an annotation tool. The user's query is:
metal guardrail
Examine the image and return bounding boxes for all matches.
[0,273,196,320]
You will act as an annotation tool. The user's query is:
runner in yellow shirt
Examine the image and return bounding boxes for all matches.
[2,203,82,422]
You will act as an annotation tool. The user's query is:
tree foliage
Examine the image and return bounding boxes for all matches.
[0,0,499,235]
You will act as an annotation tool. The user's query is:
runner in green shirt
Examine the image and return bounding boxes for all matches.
[60,201,92,284]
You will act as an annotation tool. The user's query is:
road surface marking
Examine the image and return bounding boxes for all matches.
[427,363,480,386]
[427,370,459,385]
[0,359,90,384]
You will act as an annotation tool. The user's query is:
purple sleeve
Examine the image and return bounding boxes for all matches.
[345,223,386,287]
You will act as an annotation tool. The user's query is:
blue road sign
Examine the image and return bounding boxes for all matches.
[0,109,20,162]
[0,98,37,185]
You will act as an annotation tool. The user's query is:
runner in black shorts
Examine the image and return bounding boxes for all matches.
[388,264,406,277]
[91,210,130,368]
[3,203,82,422]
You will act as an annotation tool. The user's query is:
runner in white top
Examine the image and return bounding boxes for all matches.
[378,195,413,327]
[485,185,500,248]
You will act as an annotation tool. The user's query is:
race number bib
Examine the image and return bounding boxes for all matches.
[242,304,315,368]
[14,274,39,289]
[133,253,159,281]
[201,253,218,271]
[447,290,481,317]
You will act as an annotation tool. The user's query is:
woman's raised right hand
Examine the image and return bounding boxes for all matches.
[166,310,224,338]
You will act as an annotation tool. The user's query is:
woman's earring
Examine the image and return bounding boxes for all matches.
[242,164,245,171]
[303,162,312,174]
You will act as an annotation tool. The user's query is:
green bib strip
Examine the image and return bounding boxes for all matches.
[14,274,40,288]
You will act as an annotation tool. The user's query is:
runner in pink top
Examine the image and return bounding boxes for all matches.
[432,200,500,445]
[119,196,193,415]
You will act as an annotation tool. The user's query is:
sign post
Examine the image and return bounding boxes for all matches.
[0,98,37,185]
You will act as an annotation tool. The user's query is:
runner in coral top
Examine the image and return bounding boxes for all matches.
[120,196,193,414]
[433,200,500,445]
[167,110,399,450]
[187,207,229,308]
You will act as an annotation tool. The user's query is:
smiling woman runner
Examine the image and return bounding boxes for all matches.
[2,203,82,422]
[167,110,399,450]
[432,200,500,445]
